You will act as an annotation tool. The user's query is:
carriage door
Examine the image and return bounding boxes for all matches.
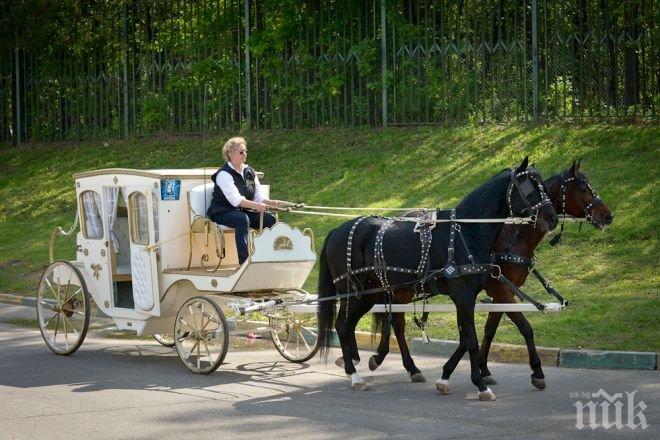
[78,189,113,307]
[126,187,161,316]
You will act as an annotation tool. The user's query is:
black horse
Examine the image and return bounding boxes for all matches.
[348,160,612,392]
[317,158,557,400]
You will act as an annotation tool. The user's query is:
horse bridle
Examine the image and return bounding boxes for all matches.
[558,172,602,223]
[507,169,552,219]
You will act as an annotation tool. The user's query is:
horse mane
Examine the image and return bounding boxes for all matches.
[456,168,511,218]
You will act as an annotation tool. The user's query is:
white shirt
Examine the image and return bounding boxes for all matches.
[215,162,266,207]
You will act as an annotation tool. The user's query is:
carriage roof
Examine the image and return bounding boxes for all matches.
[73,168,264,182]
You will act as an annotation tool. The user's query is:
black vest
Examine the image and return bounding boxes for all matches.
[207,163,257,215]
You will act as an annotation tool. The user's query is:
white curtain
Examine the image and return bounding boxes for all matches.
[152,192,159,243]
[134,193,149,244]
[81,191,103,239]
[104,187,120,252]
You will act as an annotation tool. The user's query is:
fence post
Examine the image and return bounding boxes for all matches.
[244,0,252,130]
[532,0,539,123]
[14,29,21,145]
[380,0,388,127]
[122,3,129,138]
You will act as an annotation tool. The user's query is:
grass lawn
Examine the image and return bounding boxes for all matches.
[0,124,658,352]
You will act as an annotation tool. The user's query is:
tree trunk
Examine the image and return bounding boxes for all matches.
[623,1,640,106]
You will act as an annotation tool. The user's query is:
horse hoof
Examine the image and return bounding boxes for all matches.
[410,372,426,383]
[368,355,380,371]
[531,376,546,390]
[352,382,368,391]
[482,375,498,386]
[335,357,360,369]
[435,380,451,395]
[477,387,497,401]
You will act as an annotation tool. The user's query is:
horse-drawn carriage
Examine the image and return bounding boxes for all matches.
[38,160,610,399]
[39,168,319,373]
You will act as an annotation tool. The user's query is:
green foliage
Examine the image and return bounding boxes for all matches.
[140,92,170,132]
[0,125,657,352]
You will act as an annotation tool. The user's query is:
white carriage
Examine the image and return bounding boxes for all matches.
[38,168,319,373]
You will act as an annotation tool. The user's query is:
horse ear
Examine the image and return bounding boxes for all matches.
[570,159,578,177]
[577,158,582,171]
[516,156,529,174]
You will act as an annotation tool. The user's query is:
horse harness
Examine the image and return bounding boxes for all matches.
[550,171,603,246]
[330,169,556,321]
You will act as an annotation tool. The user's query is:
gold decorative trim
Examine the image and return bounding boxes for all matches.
[91,263,102,280]
[273,235,294,251]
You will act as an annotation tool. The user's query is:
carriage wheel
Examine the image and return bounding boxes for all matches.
[36,261,90,356]
[174,296,229,374]
[153,334,175,347]
[269,311,319,363]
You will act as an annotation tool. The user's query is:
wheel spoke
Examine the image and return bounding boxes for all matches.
[62,270,74,305]
[178,317,192,330]
[207,338,224,351]
[202,339,213,361]
[283,326,293,351]
[184,341,199,362]
[298,328,311,352]
[53,314,61,345]
[44,312,58,329]
[196,343,201,369]
[62,287,82,306]
[62,314,80,336]
[44,277,58,301]
[188,305,198,330]
[62,314,69,351]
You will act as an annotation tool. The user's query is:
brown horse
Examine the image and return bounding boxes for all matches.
[337,160,612,392]
[478,159,612,389]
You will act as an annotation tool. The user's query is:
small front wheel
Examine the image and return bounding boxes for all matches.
[174,296,229,374]
[36,261,90,355]
[153,334,175,347]
[269,311,319,363]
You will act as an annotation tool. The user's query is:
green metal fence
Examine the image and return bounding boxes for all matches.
[0,0,656,143]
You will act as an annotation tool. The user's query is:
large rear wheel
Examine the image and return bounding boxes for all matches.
[36,261,90,355]
[174,296,229,374]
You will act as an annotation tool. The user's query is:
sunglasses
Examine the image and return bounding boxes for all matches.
[237,149,247,155]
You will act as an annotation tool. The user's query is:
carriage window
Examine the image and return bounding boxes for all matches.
[128,192,150,245]
[80,191,104,239]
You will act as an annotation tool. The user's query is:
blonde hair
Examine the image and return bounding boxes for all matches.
[222,137,246,162]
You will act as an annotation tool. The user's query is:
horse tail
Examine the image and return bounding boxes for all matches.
[317,232,337,360]
[371,312,385,335]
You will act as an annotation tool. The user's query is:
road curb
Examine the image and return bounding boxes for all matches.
[0,292,35,307]
[559,349,657,370]
[1,293,656,370]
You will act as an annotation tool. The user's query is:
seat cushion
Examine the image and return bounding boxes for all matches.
[189,182,214,218]
[188,182,270,232]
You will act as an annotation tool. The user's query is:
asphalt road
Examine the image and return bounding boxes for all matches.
[0,305,658,440]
